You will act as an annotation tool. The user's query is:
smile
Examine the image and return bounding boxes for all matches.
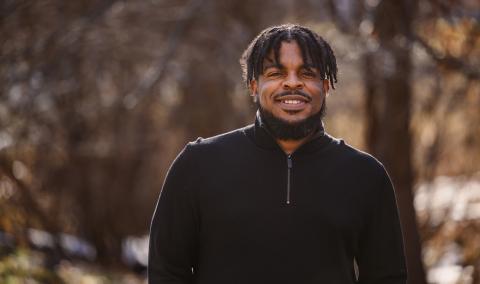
[275,98,309,112]
[282,99,303,105]
[274,93,311,103]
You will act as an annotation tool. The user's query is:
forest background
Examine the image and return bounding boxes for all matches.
[1,0,479,283]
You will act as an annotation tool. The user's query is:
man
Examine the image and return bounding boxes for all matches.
[149,24,407,283]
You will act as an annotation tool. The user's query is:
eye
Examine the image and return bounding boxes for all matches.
[301,69,317,78]
[265,70,283,78]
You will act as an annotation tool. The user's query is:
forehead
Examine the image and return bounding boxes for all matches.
[264,40,313,66]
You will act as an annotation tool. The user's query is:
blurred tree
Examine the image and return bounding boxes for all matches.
[362,0,427,283]
[0,0,181,265]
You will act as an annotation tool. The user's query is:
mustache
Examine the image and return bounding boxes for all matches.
[274,90,312,102]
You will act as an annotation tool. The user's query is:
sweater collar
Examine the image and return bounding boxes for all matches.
[245,111,333,155]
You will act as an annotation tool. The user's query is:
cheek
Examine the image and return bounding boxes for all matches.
[258,81,280,97]
[308,86,325,100]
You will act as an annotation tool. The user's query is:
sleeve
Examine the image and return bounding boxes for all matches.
[148,144,199,284]
[356,170,408,284]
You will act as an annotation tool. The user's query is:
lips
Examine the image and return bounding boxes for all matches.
[274,94,310,111]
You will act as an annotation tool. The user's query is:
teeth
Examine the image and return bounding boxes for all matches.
[283,100,302,104]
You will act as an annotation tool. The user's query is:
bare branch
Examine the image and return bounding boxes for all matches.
[414,34,480,80]
[123,0,205,109]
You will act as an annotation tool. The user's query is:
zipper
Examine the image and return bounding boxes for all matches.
[286,155,292,205]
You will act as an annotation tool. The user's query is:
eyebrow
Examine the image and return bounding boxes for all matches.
[303,63,316,69]
[263,63,283,71]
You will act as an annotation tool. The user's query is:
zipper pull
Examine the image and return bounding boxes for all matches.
[287,155,292,169]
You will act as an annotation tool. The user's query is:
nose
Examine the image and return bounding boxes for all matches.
[282,71,304,90]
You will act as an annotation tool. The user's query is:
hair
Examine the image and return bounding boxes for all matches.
[240,24,338,90]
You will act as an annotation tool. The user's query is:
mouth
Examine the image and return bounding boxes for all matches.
[274,95,310,111]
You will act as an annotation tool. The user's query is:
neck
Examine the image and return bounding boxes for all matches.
[276,132,314,155]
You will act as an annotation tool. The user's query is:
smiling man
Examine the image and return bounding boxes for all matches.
[149,24,407,284]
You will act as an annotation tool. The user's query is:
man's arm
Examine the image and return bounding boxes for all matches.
[148,144,198,284]
[356,170,408,284]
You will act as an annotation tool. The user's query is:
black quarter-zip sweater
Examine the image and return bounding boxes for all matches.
[149,116,407,284]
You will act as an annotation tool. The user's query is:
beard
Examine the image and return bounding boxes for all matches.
[256,98,326,141]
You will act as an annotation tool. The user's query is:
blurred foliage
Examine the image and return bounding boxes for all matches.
[413,16,480,179]
[0,249,64,284]
[0,248,145,283]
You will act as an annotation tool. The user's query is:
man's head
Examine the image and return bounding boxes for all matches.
[240,24,338,140]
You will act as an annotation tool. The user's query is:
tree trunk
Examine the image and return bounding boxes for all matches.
[364,0,427,283]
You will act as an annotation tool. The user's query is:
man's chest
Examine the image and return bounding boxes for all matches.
[195,155,372,242]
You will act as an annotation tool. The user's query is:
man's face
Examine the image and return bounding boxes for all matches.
[250,40,329,125]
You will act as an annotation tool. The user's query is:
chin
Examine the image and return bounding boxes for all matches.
[277,112,310,124]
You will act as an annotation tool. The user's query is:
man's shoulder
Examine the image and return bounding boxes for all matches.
[185,124,253,154]
[330,137,387,175]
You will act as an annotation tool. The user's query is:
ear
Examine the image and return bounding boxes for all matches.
[249,79,258,97]
[322,79,330,97]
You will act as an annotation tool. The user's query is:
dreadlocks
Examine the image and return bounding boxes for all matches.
[240,24,338,90]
